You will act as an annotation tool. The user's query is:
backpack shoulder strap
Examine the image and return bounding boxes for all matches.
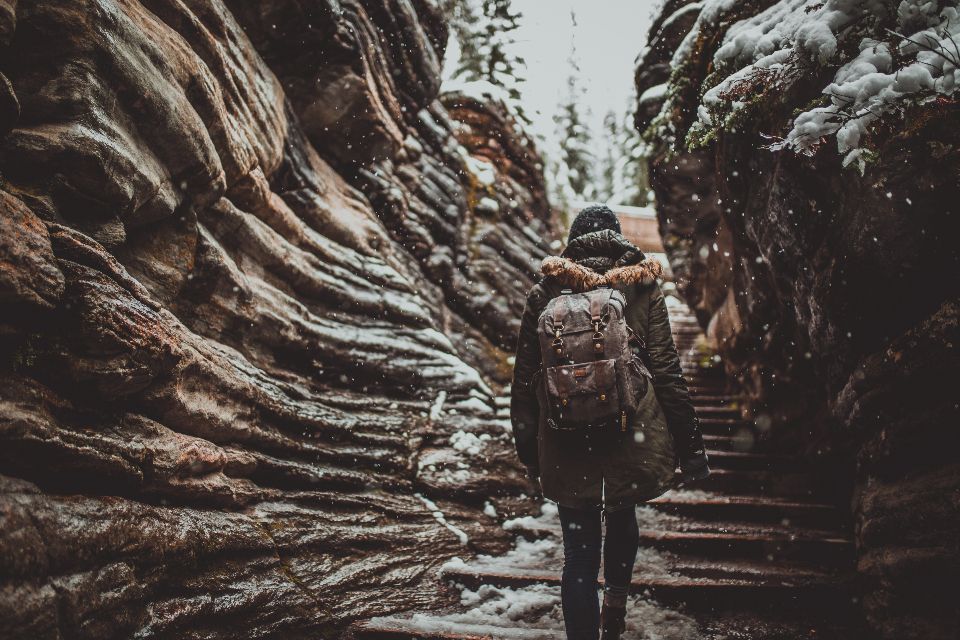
[587,287,614,323]
[550,291,572,328]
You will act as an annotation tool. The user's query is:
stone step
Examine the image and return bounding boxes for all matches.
[681,363,713,371]
[695,405,742,418]
[675,344,704,352]
[702,434,742,450]
[683,370,721,379]
[687,381,727,389]
[691,394,744,405]
[675,347,705,355]
[439,565,852,613]
[687,386,729,397]
[705,450,810,472]
[670,556,842,582]
[354,619,553,640]
[503,513,851,559]
[683,372,725,382]
[696,417,751,434]
[694,468,829,499]
[649,494,845,529]
[635,528,853,565]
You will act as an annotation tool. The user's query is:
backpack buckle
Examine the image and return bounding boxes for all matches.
[552,336,565,356]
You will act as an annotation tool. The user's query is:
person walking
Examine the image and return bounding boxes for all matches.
[510,205,709,640]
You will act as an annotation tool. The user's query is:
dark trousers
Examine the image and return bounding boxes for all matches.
[557,504,639,640]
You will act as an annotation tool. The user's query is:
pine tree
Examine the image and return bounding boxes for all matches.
[594,101,651,207]
[553,13,595,200]
[481,0,526,105]
[611,103,651,206]
[599,110,620,201]
[448,0,528,122]
[444,0,484,81]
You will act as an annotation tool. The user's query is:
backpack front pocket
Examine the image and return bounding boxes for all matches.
[544,358,621,430]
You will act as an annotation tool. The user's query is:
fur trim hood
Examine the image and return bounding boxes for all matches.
[541,255,662,290]
[540,229,662,290]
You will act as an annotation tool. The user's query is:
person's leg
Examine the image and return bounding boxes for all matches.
[600,505,639,637]
[557,504,603,640]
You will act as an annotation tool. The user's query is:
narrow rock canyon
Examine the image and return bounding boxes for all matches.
[3,1,958,638]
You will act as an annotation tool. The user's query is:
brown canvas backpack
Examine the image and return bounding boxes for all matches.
[537,287,651,432]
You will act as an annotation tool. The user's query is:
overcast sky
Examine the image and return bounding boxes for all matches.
[443,0,662,156]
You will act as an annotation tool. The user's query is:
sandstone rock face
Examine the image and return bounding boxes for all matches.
[637,2,960,638]
[0,1,555,637]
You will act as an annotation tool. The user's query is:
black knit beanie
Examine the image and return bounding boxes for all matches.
[567,205,621,242]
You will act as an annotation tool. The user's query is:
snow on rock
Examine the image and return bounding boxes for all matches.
[443,79,527,127]
[429,390,448,421]
[712,0,863,65]
[449,429,491,456]
[656,0,960,162]
[639,82,669,107]
[477,196,501,214]
[781,6,960,166]
[448,396,495,414]
[458,145,498,187]
[415,493,470,546]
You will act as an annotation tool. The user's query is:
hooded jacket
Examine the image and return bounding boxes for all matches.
[510,230,703,508]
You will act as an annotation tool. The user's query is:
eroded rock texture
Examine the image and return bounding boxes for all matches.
[637,2,960,638]
[0,1,555,637]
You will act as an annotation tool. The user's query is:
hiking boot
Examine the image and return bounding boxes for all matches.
[599,603,626,640]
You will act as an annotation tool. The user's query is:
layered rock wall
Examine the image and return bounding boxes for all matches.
[0,1,555,637]
[637,1,959,638]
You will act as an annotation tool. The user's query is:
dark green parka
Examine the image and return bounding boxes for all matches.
[510,230,702,509]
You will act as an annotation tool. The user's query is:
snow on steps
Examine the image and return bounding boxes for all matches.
[438,565,851,612]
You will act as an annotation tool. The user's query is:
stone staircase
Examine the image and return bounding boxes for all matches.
[351,297,859,639]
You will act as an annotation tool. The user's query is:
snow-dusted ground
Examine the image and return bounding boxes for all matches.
[369,502,703,639]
